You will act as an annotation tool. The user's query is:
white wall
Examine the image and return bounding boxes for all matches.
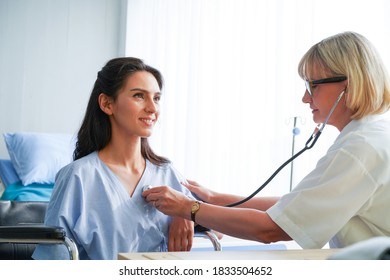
[0,0,127,158]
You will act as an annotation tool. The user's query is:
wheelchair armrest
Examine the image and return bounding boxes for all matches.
[0,225,65,241]
[194,227,222,251]
[0,225,79,260]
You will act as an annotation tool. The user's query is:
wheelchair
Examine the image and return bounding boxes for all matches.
[0,200,78,260]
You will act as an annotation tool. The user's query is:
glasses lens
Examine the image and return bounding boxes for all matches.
[305,80,312,96]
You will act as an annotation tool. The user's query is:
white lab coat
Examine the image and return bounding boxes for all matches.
[268,113,390,249]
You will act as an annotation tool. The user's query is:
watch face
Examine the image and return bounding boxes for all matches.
[191,202,200,212]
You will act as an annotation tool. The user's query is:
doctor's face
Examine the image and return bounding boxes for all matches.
[301,67,348,131]
[109,71,161,138]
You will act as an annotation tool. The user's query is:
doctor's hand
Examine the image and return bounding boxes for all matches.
[168,217,194,252]
[142,186,193,218]
[181,179,216,203]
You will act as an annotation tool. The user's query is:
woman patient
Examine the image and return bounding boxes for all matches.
[33,57,194,259]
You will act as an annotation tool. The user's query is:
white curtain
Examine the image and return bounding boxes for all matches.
[126,0,390,197]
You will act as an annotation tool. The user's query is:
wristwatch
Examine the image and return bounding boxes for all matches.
[190,201,202,223]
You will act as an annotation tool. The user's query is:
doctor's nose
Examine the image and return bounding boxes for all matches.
[302,90,311,104]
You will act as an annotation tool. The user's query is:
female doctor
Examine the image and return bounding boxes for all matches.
[33,57,194,259]
[143,31,390,249]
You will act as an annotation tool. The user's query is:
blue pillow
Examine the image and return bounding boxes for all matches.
[0,159,20,186]
[3,132,76,186]
[0,180,54,201]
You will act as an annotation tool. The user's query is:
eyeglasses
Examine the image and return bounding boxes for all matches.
[305,76,347,96]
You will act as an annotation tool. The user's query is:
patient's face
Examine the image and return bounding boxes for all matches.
[109,71,161,139]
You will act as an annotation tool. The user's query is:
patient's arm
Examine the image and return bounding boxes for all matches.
[168,217,194,251]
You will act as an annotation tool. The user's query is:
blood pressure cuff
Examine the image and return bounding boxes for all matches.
[328,236,390,260]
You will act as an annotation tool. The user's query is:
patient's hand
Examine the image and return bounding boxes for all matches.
[168,217,194,252]
[182,180,216,203]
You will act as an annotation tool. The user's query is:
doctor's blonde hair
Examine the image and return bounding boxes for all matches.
[298,31,390,119]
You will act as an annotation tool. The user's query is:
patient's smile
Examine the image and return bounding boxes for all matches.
[140,118,155,126]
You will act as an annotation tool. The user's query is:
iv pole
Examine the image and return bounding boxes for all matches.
[290,116,301,191]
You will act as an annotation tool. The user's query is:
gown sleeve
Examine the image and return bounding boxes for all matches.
[32,164,84,259]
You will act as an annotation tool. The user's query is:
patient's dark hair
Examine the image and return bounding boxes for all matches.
[73,57,170,165]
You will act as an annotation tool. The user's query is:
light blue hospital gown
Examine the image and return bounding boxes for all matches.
[32,151,193,260]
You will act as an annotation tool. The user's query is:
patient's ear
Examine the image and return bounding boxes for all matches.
[98,93,113,115]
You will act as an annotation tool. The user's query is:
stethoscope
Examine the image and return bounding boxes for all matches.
[225,89,346,207]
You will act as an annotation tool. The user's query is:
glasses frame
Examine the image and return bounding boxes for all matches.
[305,76,347,96]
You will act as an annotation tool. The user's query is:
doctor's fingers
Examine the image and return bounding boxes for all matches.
[153,187,187,204]
[143,188,169,203]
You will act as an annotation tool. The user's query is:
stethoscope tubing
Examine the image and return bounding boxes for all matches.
[225,90,345,207]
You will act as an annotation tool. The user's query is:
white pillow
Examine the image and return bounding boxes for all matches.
[3,132,76,185]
